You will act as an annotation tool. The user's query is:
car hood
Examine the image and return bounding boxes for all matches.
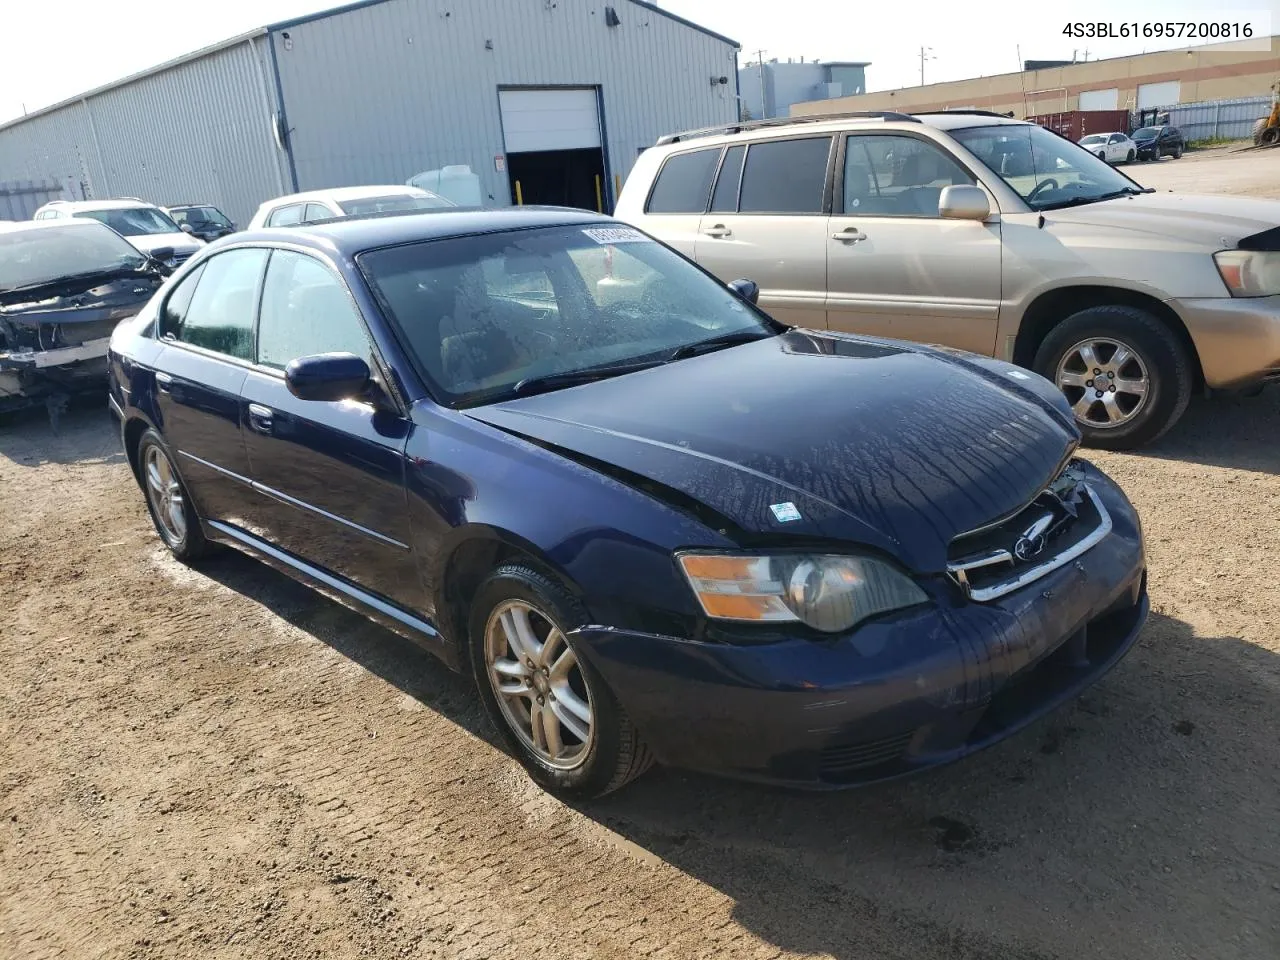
[127,232,204,255]
[467,331,1079,573]
[1047,192,1280,246]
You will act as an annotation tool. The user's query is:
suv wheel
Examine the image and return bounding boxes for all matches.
[137,429,211,562]
[468,563,653,799]
[1172,144,1184,159]
[1034,305,1192,450]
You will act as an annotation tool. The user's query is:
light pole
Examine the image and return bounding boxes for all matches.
[754,49,768,118]
[920,46,936,86]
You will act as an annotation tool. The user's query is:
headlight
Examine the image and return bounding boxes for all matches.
[677,553,928,633]
[1213,249,1280,297]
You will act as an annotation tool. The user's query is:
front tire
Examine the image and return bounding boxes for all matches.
[468,563,653,799]
[1034,306,1193,450]
[137,429,211,562]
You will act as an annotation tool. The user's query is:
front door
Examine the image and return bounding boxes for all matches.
[153,248,268,524]
[237,249,424,612]
[695,135,833,329]
[825,132,1002,355]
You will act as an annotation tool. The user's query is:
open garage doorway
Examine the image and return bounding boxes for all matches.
[499,88,609,212]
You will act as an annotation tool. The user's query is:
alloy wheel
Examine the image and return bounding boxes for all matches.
[144,445,188,543]
[1055,337,1150,429]
[484,600,594,770]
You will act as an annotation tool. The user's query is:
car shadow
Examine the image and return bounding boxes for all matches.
[186,551,1280,959]
[0,398,127,468]
[1126,389,1279,474]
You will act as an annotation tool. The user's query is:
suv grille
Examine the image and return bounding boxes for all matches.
[946,461,1112,602]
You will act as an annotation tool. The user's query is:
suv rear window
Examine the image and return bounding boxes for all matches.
[739,137,832,214]
[645,148,721,214]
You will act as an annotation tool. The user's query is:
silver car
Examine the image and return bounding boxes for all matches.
[615,111,1280,448]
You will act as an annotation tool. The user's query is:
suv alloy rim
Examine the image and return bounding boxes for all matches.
[485,600,595,770]
[144,445,188,543]
[1055,337,1150,429]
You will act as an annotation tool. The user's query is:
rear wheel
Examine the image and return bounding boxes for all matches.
[1126,148,1135,162]
[1034,306,1193,450]
[1254,118,1269,146]
[1262,127,1280,147]
[137,429,211,562]
[468,563,653,799]
[1172,144,1184,159]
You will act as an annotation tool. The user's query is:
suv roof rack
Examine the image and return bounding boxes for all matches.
[656,111,920,145]
[921,109,1018,119]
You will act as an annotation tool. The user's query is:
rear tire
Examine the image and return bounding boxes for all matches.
[1126,149,1135,162]
[1254,118,1269,146]
[1096,150,1107,162]
[136,428,211,563]
[1262,127,1280,147]
[1034,306,1193,450]
[468,563,653,799]
[1172,144,1183,159]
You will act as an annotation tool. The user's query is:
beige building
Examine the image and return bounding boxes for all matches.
[791,37,1280,119]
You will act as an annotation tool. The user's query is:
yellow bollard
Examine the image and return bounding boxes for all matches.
[594,174,603,213]
[614,173,621,203]
[515,180,523,205]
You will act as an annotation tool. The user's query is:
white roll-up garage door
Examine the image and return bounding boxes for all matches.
[1137,81,1181,110]
[1079,88,1119,111]
[499,89,601,153]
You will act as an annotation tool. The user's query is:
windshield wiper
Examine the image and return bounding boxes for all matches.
[1037,186,1149,211]
[665,329,772,362]
[510,359,668,397]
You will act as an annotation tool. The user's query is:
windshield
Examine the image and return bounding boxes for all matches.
[339,193,454,216]
[1132,127,1160,138]
[1080,135,1105,145]
[171,205,230,228]
[76,207,181,237]
[359,224,775,406]
[951,124,1142,211]
[0,222,147,292]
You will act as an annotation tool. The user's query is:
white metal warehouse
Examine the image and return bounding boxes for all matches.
[0,0,739,224]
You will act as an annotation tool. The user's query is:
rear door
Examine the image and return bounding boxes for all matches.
[824,132,1001,354]
[153,248,269,522]
[695,135,833,328]
[237,249,423,611]
[635,146,722,258]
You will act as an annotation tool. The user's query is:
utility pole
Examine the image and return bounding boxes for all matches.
[919,46,936,86]
[754,49,768,119]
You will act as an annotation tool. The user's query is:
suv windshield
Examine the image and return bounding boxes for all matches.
[360,224,775,406]
[951,124,1143,211]
[171,205,230,228]
[76,207,181,237]
[339,193,454,216]
[1132,127,1160,138]
[0,222,147,292]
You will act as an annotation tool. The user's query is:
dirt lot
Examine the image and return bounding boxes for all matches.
[1127,144,1280,199]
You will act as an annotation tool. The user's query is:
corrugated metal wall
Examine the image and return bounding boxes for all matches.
[271,0,739,206]
[0,178,66,220]
[0,37,287,225]
[1145,96,1271,142]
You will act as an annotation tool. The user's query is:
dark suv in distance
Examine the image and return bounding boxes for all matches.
[166,204,236,242]
[1131,125,1185,161]
[107,208,1148,799]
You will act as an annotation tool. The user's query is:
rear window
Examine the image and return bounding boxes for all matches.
[645,148,721,214]
[738,137,832,214]
[338,194,453,216]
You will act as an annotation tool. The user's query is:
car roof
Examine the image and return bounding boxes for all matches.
[258,185,433,208]
[40,198,160,211]
[0,218,123,235]
[234,207,612,255]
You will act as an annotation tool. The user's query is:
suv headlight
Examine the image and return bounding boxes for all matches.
[677,553,928,633]
[1213,249,1280,297]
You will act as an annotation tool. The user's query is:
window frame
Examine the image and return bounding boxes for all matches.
[302,202,337,224]
[832,130,981,219]
[708,143,746,213]
[157,248,268,364]
[643,145,724,215]
[266,203,305,227]
[733,134,838,217]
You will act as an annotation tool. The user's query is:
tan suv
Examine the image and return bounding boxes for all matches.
[615,111,1280,448]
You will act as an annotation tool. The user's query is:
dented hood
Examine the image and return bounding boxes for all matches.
[467,331,1078,573]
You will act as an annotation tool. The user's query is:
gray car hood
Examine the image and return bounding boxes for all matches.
[1046,192,1280,247]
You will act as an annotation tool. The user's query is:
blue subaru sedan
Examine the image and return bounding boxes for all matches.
[107,208,1148,797]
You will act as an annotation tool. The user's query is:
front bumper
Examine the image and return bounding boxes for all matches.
[0,337,112,410]
[1173,295,1280,388]
[571,471,1147,788]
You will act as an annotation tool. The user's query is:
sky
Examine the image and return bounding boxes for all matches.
[1,0,1275,124]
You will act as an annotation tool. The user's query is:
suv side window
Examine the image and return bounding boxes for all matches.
[709,145,745,212]
[738,137,832,214]
[303,203,336,223]
[164,249,268,360]
[645,147,721,214]
[267,204,304,227]
[257,251,370,371]
[841,134,975,218]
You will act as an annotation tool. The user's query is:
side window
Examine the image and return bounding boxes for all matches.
[645,147,721,214]
[303,203,336,223]
[159,263,207,337]
[1109,134,1123,144]
[709,145,745,212]
[169,249,267,360]
[266,204,303,227]
[738,137,832,214]
[257,251,370,370]
[841,134,975,218]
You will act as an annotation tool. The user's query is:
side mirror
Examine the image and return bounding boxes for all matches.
[179,223,195,235]
[285,353,371,402]
[938,185,991,221]
[150,246,175,263]
[727,278,760,304]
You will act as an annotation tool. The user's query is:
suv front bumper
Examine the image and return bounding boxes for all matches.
[1174,295,1280,389]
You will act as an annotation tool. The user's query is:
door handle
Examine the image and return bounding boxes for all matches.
[702,224,732,239]
[247,403,274,435]
[831,228,867,243]
[154,372,172,393]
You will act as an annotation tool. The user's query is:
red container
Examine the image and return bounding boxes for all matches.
[1027,109,1130,140]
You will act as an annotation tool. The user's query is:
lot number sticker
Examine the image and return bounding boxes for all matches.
[582,226,649,244]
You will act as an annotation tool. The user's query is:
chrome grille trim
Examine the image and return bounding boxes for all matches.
[947,484,1112,602]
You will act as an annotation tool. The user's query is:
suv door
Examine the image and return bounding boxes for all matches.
[825,132,1001,354]
[636,146,722,258]
[237,249,423,611]
[695,135,833,328]
[154,248,268,521]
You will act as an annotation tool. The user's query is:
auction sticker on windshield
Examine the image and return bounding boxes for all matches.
[583,227,648,244]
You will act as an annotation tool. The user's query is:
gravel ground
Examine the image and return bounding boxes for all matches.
[2,153,1280,959]
[1126,144,1280,199]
